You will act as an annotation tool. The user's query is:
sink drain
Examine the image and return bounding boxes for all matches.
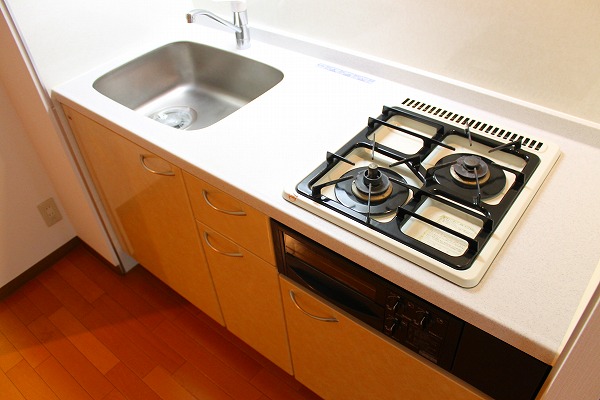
[149,106,197,130]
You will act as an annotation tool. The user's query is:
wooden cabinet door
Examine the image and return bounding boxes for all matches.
[183,172,275,264]
[280,277,487,400]
[198,222,293,374]
[64,107,223,324]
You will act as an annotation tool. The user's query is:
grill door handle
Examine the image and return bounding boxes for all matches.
[289,290,338,323]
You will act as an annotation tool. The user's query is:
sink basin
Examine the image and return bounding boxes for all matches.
[93,41,283,130]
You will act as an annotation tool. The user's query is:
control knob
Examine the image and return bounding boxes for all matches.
[386,294,402,313]
[416,310,430,329]
[384,316,399,336]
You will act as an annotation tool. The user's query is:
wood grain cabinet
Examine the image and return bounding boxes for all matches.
[183,172,293,374]
[280,277,487,400]
[183,172,276,265]
[63,106,223,324]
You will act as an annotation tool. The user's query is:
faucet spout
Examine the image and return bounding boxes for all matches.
[187,9,250,49]
[187,10,240,32]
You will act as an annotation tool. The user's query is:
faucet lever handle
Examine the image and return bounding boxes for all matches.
[187,0,250,49]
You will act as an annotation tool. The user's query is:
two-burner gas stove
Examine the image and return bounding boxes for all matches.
[283,98,560,287]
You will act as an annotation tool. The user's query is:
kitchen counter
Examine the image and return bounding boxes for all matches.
[52,25,600,365]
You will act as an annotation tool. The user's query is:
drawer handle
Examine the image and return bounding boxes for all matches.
[203,232,243,257]
[201,190,246,216]
[289,290,338,323]
[139,155,175,176]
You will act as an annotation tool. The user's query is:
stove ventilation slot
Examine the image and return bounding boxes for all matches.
[401,98,544,151]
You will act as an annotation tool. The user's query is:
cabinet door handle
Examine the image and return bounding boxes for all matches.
[201,190,247,216]
[203,232,243,257]
[139,155,175,176]
[289,290,338,323]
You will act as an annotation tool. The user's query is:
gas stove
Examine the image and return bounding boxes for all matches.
[283,98,560,287]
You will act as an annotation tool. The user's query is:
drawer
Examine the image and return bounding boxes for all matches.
[183,171,275,264]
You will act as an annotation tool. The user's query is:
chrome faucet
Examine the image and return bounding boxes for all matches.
[186,2,250,50]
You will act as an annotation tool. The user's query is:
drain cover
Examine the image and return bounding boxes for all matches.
[149,106,197,130]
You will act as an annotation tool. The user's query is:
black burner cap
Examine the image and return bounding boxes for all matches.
[334,166,409,215]
[431,154,506,199]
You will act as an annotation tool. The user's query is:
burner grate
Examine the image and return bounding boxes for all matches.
[294,105,541,271]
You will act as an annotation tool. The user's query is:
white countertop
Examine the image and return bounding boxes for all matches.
[52,26,600,365]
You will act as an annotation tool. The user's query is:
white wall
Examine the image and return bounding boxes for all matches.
[0,79,75,286]
[265,0,600,124]
[248,0,600,122]
[7,0,600,125]
[0,7,76,287]
[0,4,118,272]
[6,0,194,92]
[200,0,600,125]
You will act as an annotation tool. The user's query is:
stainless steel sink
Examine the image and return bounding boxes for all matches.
[93,41,283,130]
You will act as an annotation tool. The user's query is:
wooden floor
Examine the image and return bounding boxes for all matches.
[0,244,321,400]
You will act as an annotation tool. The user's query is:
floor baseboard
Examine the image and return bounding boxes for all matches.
[0,237,120,299]
[78,240,125,275]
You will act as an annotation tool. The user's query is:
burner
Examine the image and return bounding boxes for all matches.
[451,155,490,185]
[353,163,393,201]
[432,154,506,199]
[335,164,409,215]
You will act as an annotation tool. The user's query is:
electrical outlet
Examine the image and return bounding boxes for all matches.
[37,197,63,227]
